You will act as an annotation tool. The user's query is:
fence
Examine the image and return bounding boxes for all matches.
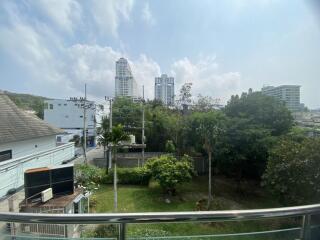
[1,203,320,239]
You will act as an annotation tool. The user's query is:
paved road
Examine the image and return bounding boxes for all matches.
[72,146,103,164]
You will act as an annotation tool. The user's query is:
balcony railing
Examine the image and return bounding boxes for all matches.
[1,203,320,240]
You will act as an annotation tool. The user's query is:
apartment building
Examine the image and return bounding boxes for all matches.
[155,74,175,106]
[115,58,138,98]
[261,85,301,112]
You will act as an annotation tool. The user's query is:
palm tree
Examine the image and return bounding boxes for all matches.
[97,117,111,174]
[109,124,130,212]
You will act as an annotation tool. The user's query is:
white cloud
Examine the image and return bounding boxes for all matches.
[130,54,161,98]
[66,44,121,98]
[171,57,241,104]
[141,2,155,26]
[0,1,76,96]
[0,0,242,105]
[27,0,82,33]
[91,0,134,37]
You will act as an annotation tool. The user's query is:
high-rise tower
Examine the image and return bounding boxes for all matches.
[154,74,175,105]
[115,58,138,98]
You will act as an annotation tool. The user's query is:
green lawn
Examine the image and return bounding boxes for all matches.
[89,176,299,239]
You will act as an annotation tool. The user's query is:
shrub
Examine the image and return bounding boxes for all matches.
[75,164,104,191]
[94,224,118,238]
[82,224,118,238]
[102,167,151,185]
[145,154,195,194]
[165,140,176,153]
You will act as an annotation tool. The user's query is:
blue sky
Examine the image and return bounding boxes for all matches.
[0,0,319,108]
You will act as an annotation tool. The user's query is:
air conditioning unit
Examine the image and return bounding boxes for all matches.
[41,188,53,202]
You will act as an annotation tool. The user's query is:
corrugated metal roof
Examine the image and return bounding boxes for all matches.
[0,93,63,144]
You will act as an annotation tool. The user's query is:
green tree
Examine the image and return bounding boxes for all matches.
[177,83,192,114]
[97,116,112,173]
[192,95,219,112]
[145,155,194,196]
[193,111,226,208]
[217,118,273,187]
[145,106,172,151]
[112,97,141,138]
[262,137,320,205]
[224,91,293,136]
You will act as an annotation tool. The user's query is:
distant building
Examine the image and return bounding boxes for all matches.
[155,74,175,105]
[44,99,96,147]
[0,93,74,198]
[261,85,301,112]
[115,58,138,98]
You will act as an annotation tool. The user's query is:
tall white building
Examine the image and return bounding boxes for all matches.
[115,58,138,98]
[261,85,301,112]
[155,74,175,105]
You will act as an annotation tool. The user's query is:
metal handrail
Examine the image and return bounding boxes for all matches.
[0,203,320,224]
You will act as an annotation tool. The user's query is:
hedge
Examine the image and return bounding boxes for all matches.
[102,167,151,186]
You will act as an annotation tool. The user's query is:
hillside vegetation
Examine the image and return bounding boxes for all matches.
[4,90,48,119]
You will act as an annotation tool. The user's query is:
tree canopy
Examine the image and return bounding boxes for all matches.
[224,92,293,135]
[262,137,320,205]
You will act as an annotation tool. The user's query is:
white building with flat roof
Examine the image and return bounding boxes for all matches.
[115,58,138,98]
[155,74,175,106]
[261,85,301,112]
[44,99,96,146]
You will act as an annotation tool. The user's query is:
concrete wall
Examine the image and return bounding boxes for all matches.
[0,135,56,159]
[0,142,75,198]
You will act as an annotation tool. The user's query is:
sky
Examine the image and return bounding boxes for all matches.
[0,0,319,108]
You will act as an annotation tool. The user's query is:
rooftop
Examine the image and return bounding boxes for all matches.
[0,93,63,145]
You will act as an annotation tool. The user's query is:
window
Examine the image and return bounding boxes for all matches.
[49,104,53,109]
[80,115,83,118]
[44,103,48,109]
[58,103,61,106]
[0,150,12,162]
[64,103,67,106]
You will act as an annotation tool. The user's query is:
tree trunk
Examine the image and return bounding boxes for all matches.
[104,146,109,174]
[113,149,118,212]
[207,151,213,209]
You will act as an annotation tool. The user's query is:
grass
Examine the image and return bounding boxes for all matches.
[90,176,299,239]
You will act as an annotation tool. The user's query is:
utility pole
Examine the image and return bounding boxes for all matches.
[70,84,96,164]
[83,84,87,164]
[141,86,145,164]
[105,97,113,169]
